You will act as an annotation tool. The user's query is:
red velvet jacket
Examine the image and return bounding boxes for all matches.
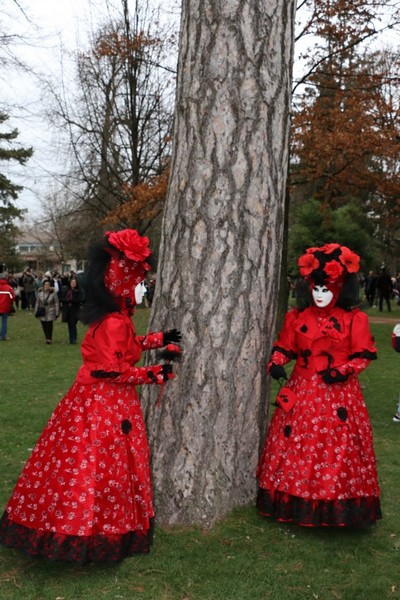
[76,312,166,385]
[268,306,377,380]
[0,279,15,314]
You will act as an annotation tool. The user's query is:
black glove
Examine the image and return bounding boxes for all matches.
[163,329,182,344]
[160,363,173,382]
[269,364,288,380]
[321,368,348,384]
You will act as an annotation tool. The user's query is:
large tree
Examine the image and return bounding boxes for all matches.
[142,0,296,526]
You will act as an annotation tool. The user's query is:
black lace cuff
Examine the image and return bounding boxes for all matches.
[271,346,297,360]
[91,370,120,379]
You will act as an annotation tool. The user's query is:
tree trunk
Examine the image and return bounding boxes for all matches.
[142,0,296,526]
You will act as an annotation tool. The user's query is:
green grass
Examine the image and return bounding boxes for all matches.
[0,307,400,600]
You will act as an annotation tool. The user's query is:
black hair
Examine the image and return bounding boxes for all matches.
[79,237,120,325]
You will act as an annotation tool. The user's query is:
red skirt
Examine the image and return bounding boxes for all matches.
[0,380,154,563]
[257,373,381,526]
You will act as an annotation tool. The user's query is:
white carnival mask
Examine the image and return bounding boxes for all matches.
[134,282,146,305]
[312,285,333,308]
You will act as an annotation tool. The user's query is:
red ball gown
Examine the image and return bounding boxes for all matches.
[0,312,167,563]
[257,304,382,526]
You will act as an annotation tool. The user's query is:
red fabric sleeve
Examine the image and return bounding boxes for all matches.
[267,309,299,372]
[111,364,168,385]
[136,331,165,350]
[81,316,171,385]
[337,310,377,377]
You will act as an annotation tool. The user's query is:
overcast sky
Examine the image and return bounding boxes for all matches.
[1,0,179,220]
[1,0,398,222]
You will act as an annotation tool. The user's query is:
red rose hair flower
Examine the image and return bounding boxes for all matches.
[106,229,151,262]
[298,253,320,277]
[339,246,360,273]
[324,260,344,282]
[321,243,340,254]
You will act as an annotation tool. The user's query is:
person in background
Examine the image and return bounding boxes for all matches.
[146,276,156,307]
[60,277,83,344]
[0,272,16,340]
[7,273,20,310]
[17,273,26,310]
[364,270,377,307]
[44,271,60,295]
[34,279,60,344]
[22,268,36,310]
[376,267,393,312]
[257,243,381,527]
[391,323,400,423]
[34,272,45,294]
[0,229,181,564]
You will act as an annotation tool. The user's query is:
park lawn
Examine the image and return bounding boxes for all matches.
[0,307,399,600]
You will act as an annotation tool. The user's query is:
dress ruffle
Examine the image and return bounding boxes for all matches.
[0,512,153,564]
[257,489,381,527]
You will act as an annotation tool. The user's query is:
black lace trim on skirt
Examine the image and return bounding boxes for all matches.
[257,488,382,527]
[0,511,154,564]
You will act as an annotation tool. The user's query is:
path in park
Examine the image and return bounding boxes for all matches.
[369,316,399,324]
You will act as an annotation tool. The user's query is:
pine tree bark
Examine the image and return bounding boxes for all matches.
[142,0,296,526]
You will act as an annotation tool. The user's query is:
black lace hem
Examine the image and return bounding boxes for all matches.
[0,512,154,564]
[257,488,382,527]
[348,350,377,360]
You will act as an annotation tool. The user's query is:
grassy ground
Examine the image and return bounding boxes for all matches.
[0,306,399,600]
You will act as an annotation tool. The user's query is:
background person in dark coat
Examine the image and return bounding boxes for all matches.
[364,270,377,307]
[376,267,393,312]
[60,277,83,344]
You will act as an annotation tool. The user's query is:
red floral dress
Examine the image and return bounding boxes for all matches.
[0,312,167,563]
[257,305,382,526]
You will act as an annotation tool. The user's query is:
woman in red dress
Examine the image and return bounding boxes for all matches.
[0,229,181,563]
[257,243,381,526]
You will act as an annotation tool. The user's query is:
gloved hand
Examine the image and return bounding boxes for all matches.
[321,368,349,384]
[163,329,182,344]
[157,344,183,362]
[269,364,288,380]
[160,363,174,381]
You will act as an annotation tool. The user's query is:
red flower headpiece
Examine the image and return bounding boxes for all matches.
[105,229,151,262]
[298,243,360,284]
[104,229,151,299]
[298,253,320,277]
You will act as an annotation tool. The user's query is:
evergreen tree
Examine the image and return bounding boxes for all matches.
[0,112,33,266]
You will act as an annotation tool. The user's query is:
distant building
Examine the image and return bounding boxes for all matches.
[15,233,86,273]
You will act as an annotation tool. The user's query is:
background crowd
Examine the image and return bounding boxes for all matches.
[0,268,157,344]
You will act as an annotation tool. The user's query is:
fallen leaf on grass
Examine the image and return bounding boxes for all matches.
[0,569,20,582]
[221,538,232,546]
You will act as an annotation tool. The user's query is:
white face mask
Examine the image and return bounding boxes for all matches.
[312,285,334,308]
[134,282,146,305]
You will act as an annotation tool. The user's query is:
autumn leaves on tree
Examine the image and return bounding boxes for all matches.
[290,0,400,268]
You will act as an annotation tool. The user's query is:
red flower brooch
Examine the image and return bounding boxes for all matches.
[106,229,151,263]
